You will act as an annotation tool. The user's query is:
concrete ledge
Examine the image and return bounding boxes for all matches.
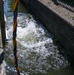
[21,0,74,62]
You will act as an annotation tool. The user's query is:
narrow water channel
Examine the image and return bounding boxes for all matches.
[4,0,74,75]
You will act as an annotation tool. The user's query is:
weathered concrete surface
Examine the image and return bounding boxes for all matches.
[0,0,6,48]
[0,28,6,75]
[0,1,6,74]
[21,0,74,62]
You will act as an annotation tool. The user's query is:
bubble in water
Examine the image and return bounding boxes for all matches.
[5,13,69,75]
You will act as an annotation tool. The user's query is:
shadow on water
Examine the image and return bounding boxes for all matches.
[4,0,74,75]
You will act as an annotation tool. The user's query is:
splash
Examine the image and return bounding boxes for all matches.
[5,13,69,75]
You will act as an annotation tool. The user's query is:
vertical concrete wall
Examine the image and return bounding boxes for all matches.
[0,0,6,74]
[0,25,6,75]
[21,0,30,6]
[21,0,74,62]
[0,0,6,48]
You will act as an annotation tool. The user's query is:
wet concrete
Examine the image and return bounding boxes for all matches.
[21,0,74,62]
[0,27,6,75]
[0,0,6,74]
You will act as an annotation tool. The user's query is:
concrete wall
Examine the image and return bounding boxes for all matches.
[0,1,6,74]
[0,26,6,75]
[0,49,6,75]
[21,0,74,62]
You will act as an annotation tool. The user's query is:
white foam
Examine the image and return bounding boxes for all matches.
[17,21,37,39]
[5,14,69,74]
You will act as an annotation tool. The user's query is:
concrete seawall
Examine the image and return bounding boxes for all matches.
[21,0,74,62]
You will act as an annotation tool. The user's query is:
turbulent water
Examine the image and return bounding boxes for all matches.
[5,13,69,75]
[4,0,74,75]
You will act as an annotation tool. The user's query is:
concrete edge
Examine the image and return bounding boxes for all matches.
[21,0,74,62]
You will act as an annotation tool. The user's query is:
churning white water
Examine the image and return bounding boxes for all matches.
[5,13,69,75]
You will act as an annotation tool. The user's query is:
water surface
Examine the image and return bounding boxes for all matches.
[4,0,74,75]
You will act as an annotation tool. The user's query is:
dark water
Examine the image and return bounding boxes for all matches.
[4,0,74,75]
[59,0,74,7]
